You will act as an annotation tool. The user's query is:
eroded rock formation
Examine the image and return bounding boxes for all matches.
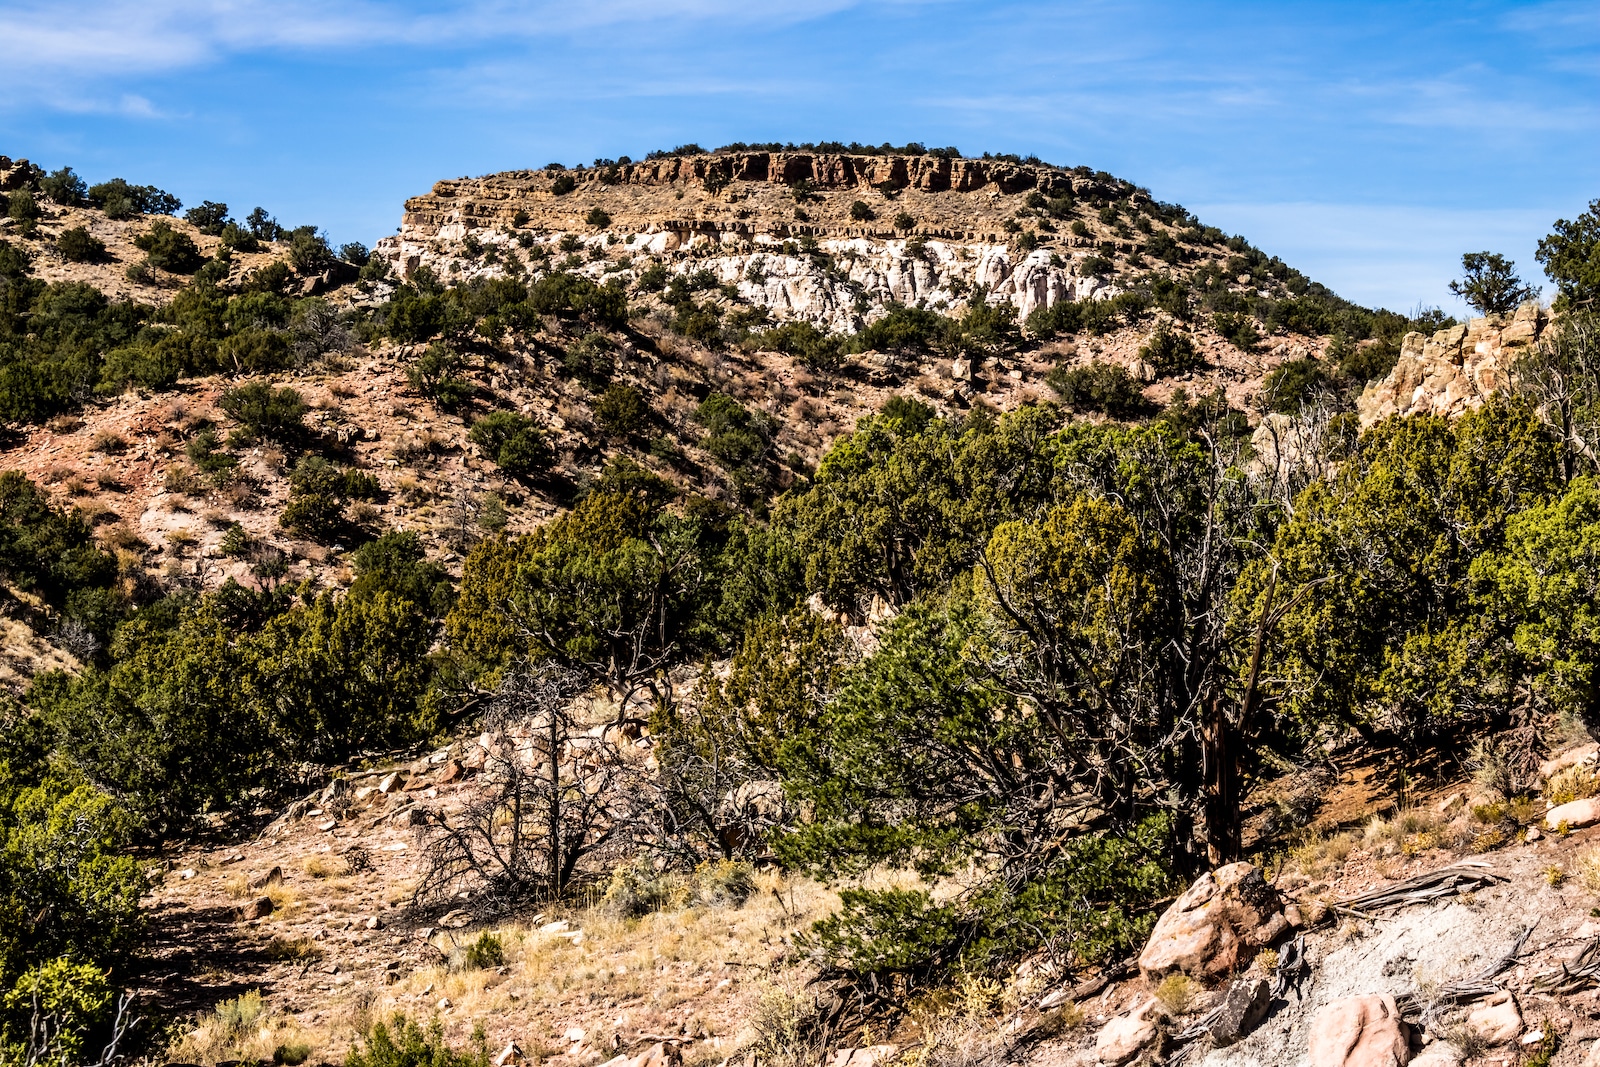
[1356,303,1548,426]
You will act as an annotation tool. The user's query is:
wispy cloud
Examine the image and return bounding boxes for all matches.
[0,0,873,79]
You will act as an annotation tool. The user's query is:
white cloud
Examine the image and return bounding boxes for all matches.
[0,0,872,80]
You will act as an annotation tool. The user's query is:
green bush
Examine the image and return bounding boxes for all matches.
[696,392,771,471]
[1259,357,1334,413]
[220,382,307,440]
[1213,311,1261,352]
[560,333,615,389]
[758,320,844,374]
[585,207,611,229]
[1139,321,1202,376]
[185,428,237,474]
[184,201,230,236]
[595,383,649,438]
[39,167,87,206]
[347,1014,489,1067]
[551,174,577,196]
[287,227,334,275]
[56,226,106,262]
[1079,254,1114,276]
[603,859,687,918]
[87,179,179,217]
[219,221,261,253]
[7,190,41,234]
[849,200,875,222]
[460,931,505,970]
[1046,361,1148,417]
[350,531,454,619]
[133,220,204,273]
[1,955,116,1064]
[405,342,473,407]
[469,411,550,477]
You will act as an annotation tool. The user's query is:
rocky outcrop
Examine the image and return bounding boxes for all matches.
[1356,303,1548,426]
[373,152,1149,334]
[1138,862,1286,981]
[1308,996,1410,1067]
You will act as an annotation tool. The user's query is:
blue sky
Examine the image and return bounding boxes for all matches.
[1,0,1596,315]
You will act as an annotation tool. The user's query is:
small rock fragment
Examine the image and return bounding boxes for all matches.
[1467,991,1522,1046]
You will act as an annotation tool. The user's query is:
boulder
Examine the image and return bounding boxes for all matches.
[1545,798,1600,832]
[1208,978,1272,1047]
[1540,743,1599,782]
[377,771,405,793]
[236,896,274,921]
[1139,863,1283,980]
[1466,991,1522,1046]
[1308,995,1409,1067]
[1095,996,1165,1066]
[247,866,283,889]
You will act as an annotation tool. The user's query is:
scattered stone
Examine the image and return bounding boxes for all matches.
[1466,991,1522,1046]
[1095,996,1165,1066]
[237,896,275,922]
[1541,743,1600,781]
[219,852,245,865]
[1544,798,1600,832]
[494,1042,522,1067]
[438,909,471,929]
[437,760,464,784]
[540,920,571,933]
[248,866,283,889]
[1526,826,1542,842]
[317,819,338,832]
[1139,863,1284,980]
[378,771,404,793]
[1208,977,1271,1047]
[1520,1029,1546,1046]
[564,1028,586,1044]
[1284,903,1305,928]
[1436,792,1466,815]
[1308,995,1409,1067]
[826,1047,898,1067]
[366,916,383,930]
[178,868,197,880]
[437,997,451,1010]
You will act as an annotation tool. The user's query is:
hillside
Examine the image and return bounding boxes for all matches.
[0,146,1418,680]
[6,145,1598,1067]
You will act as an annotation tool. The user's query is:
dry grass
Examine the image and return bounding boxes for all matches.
[1578,848,1600,891]
[89,429,127,453]
[1154,973,1195,1015]
[1287,829,1357,876]
[1547,764,1600,805]
[169,990,321,1067]
[903,972,1018,1067]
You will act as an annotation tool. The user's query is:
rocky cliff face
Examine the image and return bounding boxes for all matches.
[375,152,1156,333]
[1356,302,1548,426]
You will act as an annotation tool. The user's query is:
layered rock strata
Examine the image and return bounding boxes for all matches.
[374,153,1149,333]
